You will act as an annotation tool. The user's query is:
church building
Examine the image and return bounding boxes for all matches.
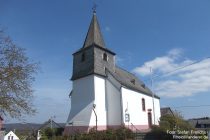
[64,10,161,135]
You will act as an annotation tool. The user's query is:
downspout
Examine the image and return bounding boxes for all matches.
[120,87,124,126]
[105,78,108,129]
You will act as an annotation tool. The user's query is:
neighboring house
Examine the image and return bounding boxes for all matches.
[3,121,65,140]
[188,117,210,139]
[38,119,64,130]
[64,10,161,135]
[4,131,19,140]
[189,117,210,130]
[36,119,64,140]
[160,107,174,117]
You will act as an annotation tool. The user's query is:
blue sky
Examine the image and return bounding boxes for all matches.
[1,0,210,123]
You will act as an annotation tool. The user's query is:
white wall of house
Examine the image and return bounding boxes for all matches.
[121,87,160,129]
[4,131,19,140]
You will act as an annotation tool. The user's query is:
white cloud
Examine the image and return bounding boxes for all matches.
[132,48,210,98]
[132,48,183,76]
[168,48,183,58]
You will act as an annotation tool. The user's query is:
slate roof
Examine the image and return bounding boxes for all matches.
[161,107,174,116]
[109,67,160,99]
[38,119,64,130]
[188,120,197,128]
[188,117,210,129]
[83,11,106,49]
[197,119,210,125]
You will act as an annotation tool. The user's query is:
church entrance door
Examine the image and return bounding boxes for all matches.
[148,112,152,128]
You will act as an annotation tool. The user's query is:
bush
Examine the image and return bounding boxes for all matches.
[145,112,194,140]
[144,125,173,140]
[40,127,64,140]
[53,126,134,140]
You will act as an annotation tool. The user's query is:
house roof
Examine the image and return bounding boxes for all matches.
[83,11,105,49]
[161,107,174,116]
[188,120,197,128]
[38,119,64,130]
[197,119,210,125]
[188,117,210,129]
[109,67,160,99]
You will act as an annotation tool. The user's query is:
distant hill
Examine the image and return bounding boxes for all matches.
[3,122,65,133]
[4,123,42,132]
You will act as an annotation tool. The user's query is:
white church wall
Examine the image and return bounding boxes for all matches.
[106,79,122,126]
[66,75,95,126]
[89,75,107,129]
[121,87,160,130]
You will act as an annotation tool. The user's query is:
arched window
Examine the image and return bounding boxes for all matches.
[103,53,108,61]
[142,98,146,111]
[81,53,85,62]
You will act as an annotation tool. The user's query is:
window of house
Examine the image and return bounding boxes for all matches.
[11,136,13,140]
[8,136,10,140]
[103,53,108,61]
[142,98,146,111]
[81,53,85,62]
[131,79,135,85]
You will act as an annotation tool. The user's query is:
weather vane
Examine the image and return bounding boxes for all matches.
[92,0,97,13]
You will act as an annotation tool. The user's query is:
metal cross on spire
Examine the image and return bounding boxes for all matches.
[92,0,97,14]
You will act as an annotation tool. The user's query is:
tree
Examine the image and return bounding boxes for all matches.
[145,111,193,140]
[159,111,193,131]
[0,29,38,118]
[40,127,64,140]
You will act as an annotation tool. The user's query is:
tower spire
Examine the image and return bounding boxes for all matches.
[83,6,105,48]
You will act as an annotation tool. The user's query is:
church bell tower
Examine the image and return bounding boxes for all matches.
[64,10,116,135]
[71,11,116,81]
